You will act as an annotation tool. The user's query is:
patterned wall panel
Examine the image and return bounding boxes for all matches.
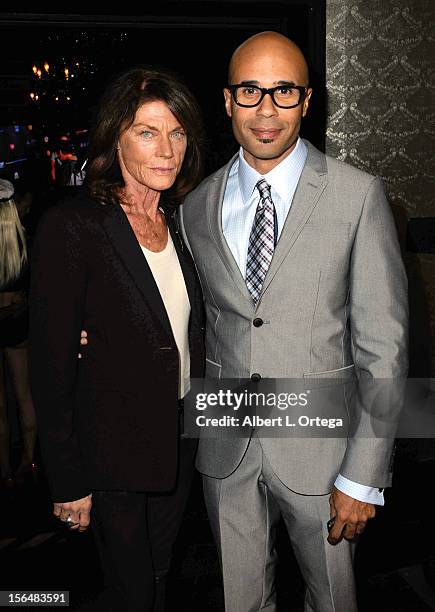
[325,0,434,215]
[326,0,435,374]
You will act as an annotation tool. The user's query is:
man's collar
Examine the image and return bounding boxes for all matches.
[237,137,308,204]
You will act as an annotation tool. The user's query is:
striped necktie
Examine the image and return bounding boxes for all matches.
[245,179,276,302]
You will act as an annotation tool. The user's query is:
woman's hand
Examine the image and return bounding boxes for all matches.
[53,493,92,532]
[78,330,88,359]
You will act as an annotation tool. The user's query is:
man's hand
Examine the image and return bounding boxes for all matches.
[53,494,92,532]
[78,330,88,359]
[328,486,376,545]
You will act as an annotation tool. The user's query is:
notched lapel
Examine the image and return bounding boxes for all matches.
[100,203,174,340]
[259,144,328,299]
[206,157,253,303]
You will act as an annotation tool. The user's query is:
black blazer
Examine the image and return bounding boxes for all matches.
[29,190,205,502]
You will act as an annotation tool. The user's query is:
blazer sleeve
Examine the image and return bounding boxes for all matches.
[339,177,409,487]
[29,205,90,502]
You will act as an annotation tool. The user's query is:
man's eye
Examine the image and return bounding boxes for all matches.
[140,131,153,138]
[242,87,259,96]
[277,87,294,96]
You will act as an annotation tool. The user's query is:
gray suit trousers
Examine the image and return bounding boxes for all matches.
[203,434,357,612]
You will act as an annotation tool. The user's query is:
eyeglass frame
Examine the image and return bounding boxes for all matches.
[226,83,309,109]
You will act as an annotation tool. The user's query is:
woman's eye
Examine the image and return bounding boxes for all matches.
[171,131,186,140]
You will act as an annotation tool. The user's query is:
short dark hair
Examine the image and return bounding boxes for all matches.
[85,67,204,205]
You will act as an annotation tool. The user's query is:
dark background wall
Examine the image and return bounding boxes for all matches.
[0,2,326,176]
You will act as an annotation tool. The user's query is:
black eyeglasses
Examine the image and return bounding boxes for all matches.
[226,84,308,109]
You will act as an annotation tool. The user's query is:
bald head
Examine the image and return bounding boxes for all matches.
[228,31,309,85]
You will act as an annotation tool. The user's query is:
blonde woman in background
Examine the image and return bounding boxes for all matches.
[0,179,37,488]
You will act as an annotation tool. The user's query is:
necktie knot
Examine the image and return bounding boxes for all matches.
[256,179,271,201]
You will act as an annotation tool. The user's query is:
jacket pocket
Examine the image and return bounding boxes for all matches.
[303,364,355,379]
[205,357,222,379]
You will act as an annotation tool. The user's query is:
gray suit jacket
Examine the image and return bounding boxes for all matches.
[180,140,408,494]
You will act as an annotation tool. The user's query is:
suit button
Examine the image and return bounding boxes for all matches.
[251,373,261,382]
[253,318,263,327]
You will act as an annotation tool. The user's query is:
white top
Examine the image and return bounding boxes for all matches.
[140,232,191,399]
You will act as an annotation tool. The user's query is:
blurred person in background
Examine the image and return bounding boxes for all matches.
[50,135,77,186]
[0,179,37,488]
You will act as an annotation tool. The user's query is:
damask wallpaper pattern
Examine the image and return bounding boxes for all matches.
[325,0,435,373]
[325,0,434,214]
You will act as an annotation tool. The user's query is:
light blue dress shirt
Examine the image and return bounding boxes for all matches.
[221,137,384,506]
[222,138,307,278]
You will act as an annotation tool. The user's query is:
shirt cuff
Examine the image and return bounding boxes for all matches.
[334,474,385,506]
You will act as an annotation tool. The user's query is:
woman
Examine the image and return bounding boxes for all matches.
[0,179,37,487]
[29,68,205,611]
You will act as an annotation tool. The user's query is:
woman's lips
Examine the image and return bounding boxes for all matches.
[150,167,175,173]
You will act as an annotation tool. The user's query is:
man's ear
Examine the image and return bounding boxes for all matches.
[223,88,232,118]
[302,88,313,118]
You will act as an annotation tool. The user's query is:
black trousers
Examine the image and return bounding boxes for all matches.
[90,427,197,612]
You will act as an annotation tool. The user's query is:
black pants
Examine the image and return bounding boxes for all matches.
[90,432,197,612]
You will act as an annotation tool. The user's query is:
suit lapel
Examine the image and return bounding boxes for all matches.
[207,155,253,303]
[100,202,174,340]
[259,141,328,299]
[164,205,197,311]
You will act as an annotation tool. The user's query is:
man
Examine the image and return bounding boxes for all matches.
[180,32,408,611]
